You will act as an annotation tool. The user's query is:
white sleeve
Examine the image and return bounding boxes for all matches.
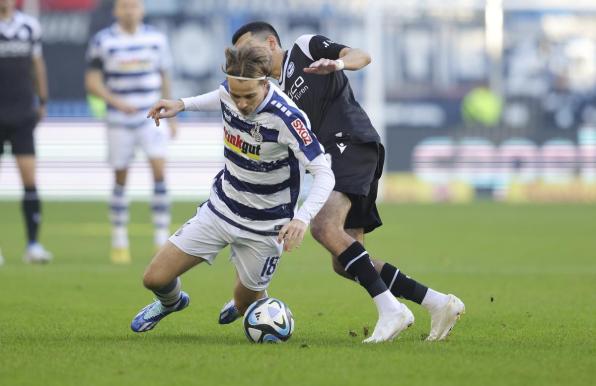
[293,154,335,225]
[181,90,220,111]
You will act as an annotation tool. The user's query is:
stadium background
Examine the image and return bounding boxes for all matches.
[1,2,595,386]
[2,0,595,201]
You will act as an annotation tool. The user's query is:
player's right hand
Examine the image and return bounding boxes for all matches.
[147,99,185,127]
[111,98,137,115]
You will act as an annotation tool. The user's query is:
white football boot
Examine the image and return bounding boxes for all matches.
[23,243,53,264]
[426,294,465,341]
[363,302,415,343]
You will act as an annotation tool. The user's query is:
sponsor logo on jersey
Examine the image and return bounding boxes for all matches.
[224,127,261,160]
[336,142,347,154]
[289,76,309,101]
[0,41,31,57]
[115,58,153,72]
[291,118,313,145]
[286,61,295,78]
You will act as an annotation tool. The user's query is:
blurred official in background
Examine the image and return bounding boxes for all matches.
[0,0,51,264]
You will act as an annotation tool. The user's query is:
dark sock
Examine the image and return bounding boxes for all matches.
[22,186,41,244]
[337,242,387,297]
[380,263,428,304]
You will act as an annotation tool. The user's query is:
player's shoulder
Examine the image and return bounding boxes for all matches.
[140,24,167,40]
[292,34,316,59]
[263,86,309,125]
[13,11,41,32]
[90,26,114,46]
[14,11,39,26]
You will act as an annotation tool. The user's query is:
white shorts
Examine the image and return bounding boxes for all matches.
[169,204,284,291]
[107,120,169,169]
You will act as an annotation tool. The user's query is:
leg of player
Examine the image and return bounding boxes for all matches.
[219,272,269,324]
[110,169,130,264]
[311,192,414,343]
[148,157,170,251]
[345,228,465,341]
[130,241,201,332]
[16,155,52,263]
[233,278,267,316]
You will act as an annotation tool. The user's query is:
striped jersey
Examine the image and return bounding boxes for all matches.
[0,11,42,119]
[86,23,171,128]
[207,80,325,236]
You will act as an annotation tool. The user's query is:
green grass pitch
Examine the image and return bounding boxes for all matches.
[0,201,594,386]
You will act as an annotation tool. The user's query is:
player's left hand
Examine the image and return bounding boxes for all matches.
[277,219,307,252]
[304,58,342,75]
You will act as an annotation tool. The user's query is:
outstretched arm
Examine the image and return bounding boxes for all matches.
[147,89,220,127]
[304,47,371,75]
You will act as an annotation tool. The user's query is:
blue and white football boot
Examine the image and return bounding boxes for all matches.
[130,291,190,332]
[218,299,240,324]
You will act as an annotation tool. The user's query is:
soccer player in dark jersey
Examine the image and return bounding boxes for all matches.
[0,0,51,263]
[148,22,465,342]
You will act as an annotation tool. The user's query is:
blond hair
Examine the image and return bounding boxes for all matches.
[224,45,272,80]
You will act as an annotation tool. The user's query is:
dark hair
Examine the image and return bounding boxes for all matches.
[224,45,272,80]
[232,21,282,47]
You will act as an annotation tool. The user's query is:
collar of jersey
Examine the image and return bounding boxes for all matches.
[252,81,275,115]
[112,22,142,37]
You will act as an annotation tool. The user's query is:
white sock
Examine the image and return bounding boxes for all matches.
[110,184,129,248]
[112,227,128,248]
[373,290,401,315]
[154,277,181,308]
[421,288,449,312]
[152,181,171,247]
[154,229,169,247]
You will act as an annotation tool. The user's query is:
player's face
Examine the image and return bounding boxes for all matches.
[228,78,269,116]
[114,0,144,28]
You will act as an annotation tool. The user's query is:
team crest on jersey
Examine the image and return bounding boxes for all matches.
[291,119,313,145]
[287,62,295,78]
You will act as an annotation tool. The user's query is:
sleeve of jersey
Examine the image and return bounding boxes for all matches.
[181,89,221,111]
[293,154,335,225]
[308,35,348,61]
[85,36,103,71]
[278,113,324,163]
[30,18,43,58]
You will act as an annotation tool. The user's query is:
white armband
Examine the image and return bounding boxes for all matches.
[335,59,345,71]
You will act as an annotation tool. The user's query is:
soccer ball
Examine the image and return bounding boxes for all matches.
[243,297,295,343]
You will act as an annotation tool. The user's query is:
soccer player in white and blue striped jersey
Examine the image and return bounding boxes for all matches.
[130,45,335,333]
[85,0,175,263]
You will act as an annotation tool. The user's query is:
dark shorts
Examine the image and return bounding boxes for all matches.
[326,140,385,233]
[0,116,37,156]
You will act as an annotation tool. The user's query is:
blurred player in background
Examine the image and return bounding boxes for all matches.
[149,22,465,342]
[85,0,176,264]
[0,0,51,264]
[131,45,334,333]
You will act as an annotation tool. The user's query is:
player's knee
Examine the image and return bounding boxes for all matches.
[310,218,338,244]
[142,269,169,291]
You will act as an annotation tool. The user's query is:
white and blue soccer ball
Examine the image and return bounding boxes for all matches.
[243,297,294,343]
